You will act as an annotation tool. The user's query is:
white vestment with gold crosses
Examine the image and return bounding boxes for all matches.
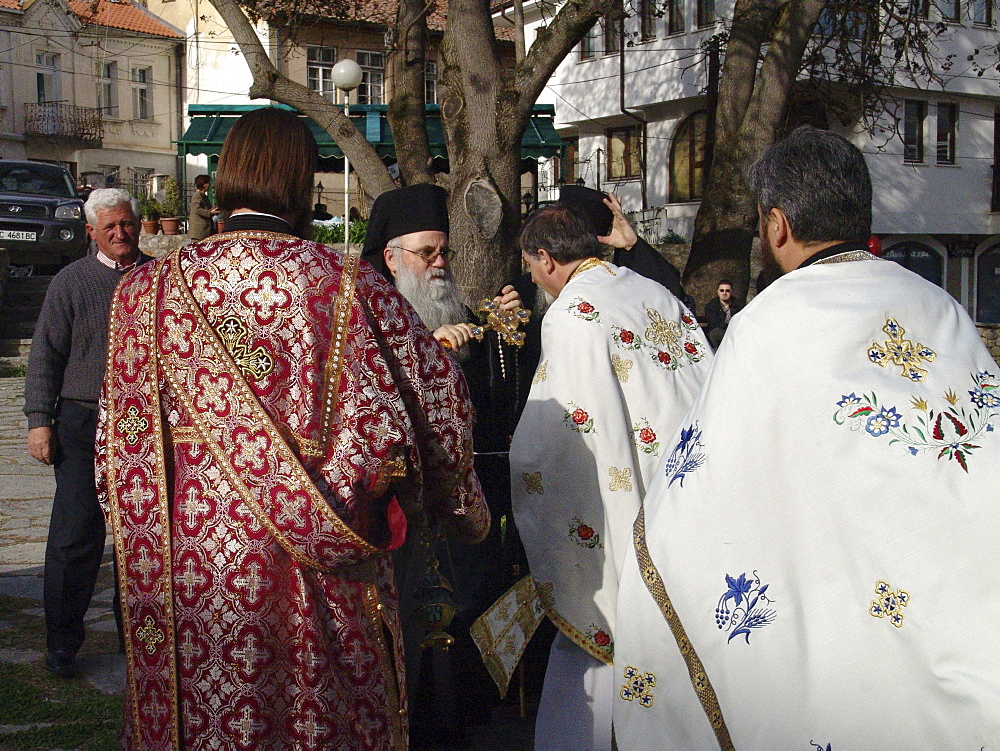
[510,261,711,748]
[614,255,1000,749]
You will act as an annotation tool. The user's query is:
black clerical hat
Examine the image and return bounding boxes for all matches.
[361,183,449,280]
[558,185,613,237]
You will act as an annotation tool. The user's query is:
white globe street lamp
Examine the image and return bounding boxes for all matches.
[331,59,363,254]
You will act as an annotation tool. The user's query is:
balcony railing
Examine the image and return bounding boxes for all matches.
[993,164,1000,213]
[24,103,103,144]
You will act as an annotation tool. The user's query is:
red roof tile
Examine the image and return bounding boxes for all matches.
[0,0,22,9]
[67,0,183,38]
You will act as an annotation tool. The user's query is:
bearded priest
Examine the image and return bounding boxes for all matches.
[510,205,711,750]
[613,127,1000,749]
[97,108,488,750]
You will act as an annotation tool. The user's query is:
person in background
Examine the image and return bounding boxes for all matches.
[703,278,742,350]
[24,188,147,678]
[187,174,218,241]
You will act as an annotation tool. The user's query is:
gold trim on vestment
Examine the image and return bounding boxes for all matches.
[633,505,734,751]
[812,250,882,265]
[535,581,614,666]
[315,251,360,458]
[166,249,378,573]
[568,256,616,282]
[358,560,407,748]
[169,426,202,444]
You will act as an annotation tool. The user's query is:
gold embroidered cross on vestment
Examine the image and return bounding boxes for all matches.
[136,615,165,654]
[118,405,150,446]
[867,318,936,382]
[215,316,274,380]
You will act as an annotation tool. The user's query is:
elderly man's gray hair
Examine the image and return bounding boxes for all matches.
[746,127,872,245]
[84,188,139,225]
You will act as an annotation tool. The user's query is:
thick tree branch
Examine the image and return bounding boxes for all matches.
[207,0,396,198]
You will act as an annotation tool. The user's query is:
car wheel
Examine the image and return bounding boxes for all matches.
[9,264,34,277]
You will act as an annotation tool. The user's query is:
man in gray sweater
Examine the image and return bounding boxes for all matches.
[24,188,150,678]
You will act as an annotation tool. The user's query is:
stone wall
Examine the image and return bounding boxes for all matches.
[976,325,1000,366]
[139,233,191,258]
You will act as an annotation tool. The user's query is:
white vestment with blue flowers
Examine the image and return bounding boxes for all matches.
[614,255,1000,749]
[509,261,711,749]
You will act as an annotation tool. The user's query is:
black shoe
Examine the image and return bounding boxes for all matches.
[44,650,77,678]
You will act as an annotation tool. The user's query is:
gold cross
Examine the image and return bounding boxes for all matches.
[643,308,682,354]
[620,665,657,708]
[521,471,544,495]
[869,580,910,628]
[608,466,633,492]
[470,299,531,347]
[118,405,149,446]
[136,615,165,654]
[215,316,274,380]
[611,354,633,383]
[867,318,936,382]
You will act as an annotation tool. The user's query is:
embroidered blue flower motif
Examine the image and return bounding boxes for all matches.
[865,413,891,436]
[714,571,775,644]
[837,393,861,408]
[969,389,1000,409]
[663,422,706,488]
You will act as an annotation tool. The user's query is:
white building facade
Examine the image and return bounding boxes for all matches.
[506,0,1000,325]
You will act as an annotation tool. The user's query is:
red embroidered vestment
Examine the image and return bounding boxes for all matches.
[97,232,488,750]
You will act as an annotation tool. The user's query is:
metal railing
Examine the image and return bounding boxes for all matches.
[24,103,103,143]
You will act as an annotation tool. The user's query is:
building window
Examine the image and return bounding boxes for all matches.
[670,111,706,202]
[560,137,578,184]
[639,0,657,40]
[939,0,959,20]
[903,100,925,163]
[697,0,714,27]
[425,61,438,104]
[907,0,928,17]
[973,0,993,24]
[884,242,942,287]
[608,125,642,181]
[131,67,152,121]
[357,51,384,104]
[977,244,1000,323]
[936,102,957,164]
[579,24,597,60]
[307,46,337,102]
[98,61,118,117]
[667,0,685,34]
[35,52,60,104]
[603,14,621,55]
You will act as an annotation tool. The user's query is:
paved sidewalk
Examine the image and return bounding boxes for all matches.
[0,376,536,749]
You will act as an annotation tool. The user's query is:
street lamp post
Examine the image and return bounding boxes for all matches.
[331,59,363,254]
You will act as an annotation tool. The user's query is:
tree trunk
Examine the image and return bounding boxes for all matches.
[684,0,827,310]
[387,0,435,186]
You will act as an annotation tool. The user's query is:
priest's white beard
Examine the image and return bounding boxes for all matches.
[393,255,470,359]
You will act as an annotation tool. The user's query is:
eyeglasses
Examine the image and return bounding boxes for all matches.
[390,245,456,264]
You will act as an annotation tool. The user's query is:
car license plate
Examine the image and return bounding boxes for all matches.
[0,230,35,241]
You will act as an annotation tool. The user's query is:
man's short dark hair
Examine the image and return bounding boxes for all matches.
[717,279,732,288]
[746,127,872,245]
[518,205,601,264]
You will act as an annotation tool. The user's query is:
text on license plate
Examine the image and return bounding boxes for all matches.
[0,230,35,241]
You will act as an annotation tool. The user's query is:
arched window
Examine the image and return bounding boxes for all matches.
[883,242,942,288]
[669,111,706,203]
[977,244,1000,324]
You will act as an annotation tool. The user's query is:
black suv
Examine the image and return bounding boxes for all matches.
[0,161,88,274]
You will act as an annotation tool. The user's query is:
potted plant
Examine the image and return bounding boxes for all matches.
[139,196,161,235]
[158,177,182,235]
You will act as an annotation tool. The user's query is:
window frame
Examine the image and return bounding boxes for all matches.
[356,51,385,105]
[131,66,153,122]
[667,0,685,34]
[669,110,707,202]
[306,45,337,103]
[424,60,438,104]
[972,0,993,25]
[639,0,657,41]
[936,101,957,165]
[607,125,643,182]
[579,23,597,60]
[98,61,119,118]
[603,13,621,55]
[903,99,926,164]
[939,0,959,21]
[696,0,715,28]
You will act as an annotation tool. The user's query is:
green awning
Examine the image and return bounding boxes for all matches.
[177,103,563,161]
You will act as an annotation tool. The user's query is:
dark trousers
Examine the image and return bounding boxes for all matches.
[44,400,120,655]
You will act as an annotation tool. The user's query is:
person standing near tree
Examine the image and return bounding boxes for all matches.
[703,279,742,350]
[98,108,487,749]
[24,188,148,678]
[510,204,711,750]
